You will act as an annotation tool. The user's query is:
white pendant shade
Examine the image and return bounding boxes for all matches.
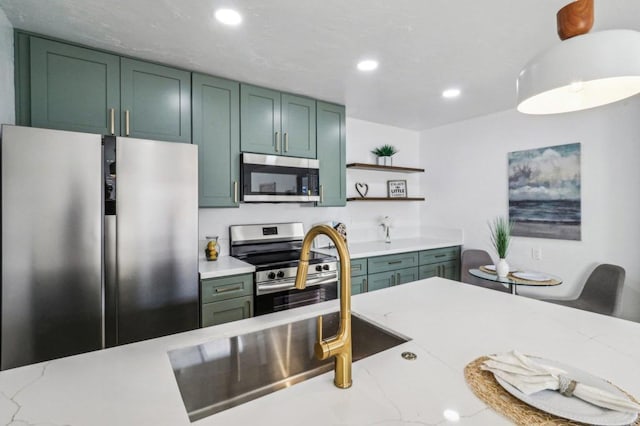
[517,30,640,114]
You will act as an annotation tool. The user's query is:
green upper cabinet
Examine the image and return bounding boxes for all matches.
[29,37,120,135]
[240,84,316,158]
[316,101,346,207]
[240,85,281,155]
[120,58,191,143]
[281,94,316,158]
[192,73,240,208]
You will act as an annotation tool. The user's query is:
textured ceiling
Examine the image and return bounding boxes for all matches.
[1,0,639,130]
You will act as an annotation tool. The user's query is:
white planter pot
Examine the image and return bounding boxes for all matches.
[377,156,392,166]
[496,258,509,278]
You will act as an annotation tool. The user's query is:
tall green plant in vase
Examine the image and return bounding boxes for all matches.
[488,216,513,278]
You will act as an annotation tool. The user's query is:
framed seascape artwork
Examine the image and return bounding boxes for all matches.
[508,143,581,241]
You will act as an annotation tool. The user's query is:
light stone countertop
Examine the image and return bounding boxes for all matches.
[199,255,255,279]
[315,236,463,259]
[2,277,640,425]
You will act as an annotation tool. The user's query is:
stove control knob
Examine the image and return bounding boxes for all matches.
[315,265,323,272]
[322,264,330,271]
[277,271,285,278]
[268,272,276,280]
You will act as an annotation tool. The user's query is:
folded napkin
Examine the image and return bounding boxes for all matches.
[481,350,640,414]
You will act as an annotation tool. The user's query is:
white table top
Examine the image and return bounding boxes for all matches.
[1,278,639,425]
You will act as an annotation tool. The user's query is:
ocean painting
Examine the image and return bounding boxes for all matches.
[508,143,581,240]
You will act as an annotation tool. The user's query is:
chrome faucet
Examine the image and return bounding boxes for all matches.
[295,224,352,388]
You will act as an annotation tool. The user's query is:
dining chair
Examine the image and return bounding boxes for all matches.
[461,249,510,293]
[542,264,625,316]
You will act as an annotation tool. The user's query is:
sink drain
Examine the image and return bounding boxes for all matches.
[401,351,417,360]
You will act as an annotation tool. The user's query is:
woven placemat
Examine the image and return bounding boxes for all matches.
[478,266,560,286]
[464,356,640,426]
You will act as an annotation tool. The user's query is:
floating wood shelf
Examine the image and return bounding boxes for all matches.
[346,163,425,173]
[347,197,426,202]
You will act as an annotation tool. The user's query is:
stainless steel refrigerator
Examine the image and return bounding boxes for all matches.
[1,125,199,370]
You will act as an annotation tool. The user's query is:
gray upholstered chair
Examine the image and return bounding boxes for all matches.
[542,264,625,316]
[460,249,510,293]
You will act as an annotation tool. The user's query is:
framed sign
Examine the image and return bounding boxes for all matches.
[387,180,407,198]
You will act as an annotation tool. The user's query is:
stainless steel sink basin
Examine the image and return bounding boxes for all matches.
[168,312,410,422]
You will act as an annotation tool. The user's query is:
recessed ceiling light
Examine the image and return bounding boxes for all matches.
[442,88,461,99]
[357,60,379,72]
[215,8,242,26]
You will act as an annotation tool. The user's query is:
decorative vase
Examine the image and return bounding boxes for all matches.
[496,258,509,278]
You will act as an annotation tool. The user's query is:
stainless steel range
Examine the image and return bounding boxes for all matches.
[230,223,338,315]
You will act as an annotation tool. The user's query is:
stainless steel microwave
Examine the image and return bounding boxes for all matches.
[241,153,320,202]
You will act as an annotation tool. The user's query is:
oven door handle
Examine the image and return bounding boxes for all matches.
[304,273,338,287]
[257,281,297,293]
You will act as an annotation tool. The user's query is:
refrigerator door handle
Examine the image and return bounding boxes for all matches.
[104,215,117,347]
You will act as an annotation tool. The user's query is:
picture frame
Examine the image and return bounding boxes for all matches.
[387,180,407,198]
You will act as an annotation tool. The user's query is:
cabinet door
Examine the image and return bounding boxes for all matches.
[396,267,419,285]
[440,260,460,281]
[30,37,120,135]
[367,271,395,291]
[121,58,191,143]
[316,102,346,207]
[352,276,367,295]
[419,264,439,280]
[419,246,460,265]
[201,296,253,327]
[192,74,240,207]
[240,84,281,154]
[281,94,316,158]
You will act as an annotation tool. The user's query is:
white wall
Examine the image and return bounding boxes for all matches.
[0,7,14,125]
[420,96,640,322]
[199,117,422,254]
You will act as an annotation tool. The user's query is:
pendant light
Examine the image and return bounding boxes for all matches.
[517,0,640,115]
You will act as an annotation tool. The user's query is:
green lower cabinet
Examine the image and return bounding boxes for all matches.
[367,270,394,292]
[192,73,240,207]
[419,264,439,280]
[121,58,191,143]
[418,246,461,281]
[367,252,419,275]
[395,267,420,285]
[440,260,460,280]
[352,276,367,295]
[200,273,253,327]
[201,296,253,327]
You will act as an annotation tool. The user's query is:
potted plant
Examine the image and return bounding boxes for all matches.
[371,144,398,166]
[488,216,513,278]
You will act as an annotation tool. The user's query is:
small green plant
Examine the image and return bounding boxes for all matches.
[489,216,514,259]
[371,144,398,157]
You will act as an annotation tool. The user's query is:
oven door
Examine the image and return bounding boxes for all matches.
[241,153,319,202]
[254,281,337,316]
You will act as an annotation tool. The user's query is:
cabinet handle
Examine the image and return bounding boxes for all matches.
[388,260,402,265]
[215,285,242,294]
[109,108,115,135]
[320,185,324,203]
[352,263,361,271]
[275,131,280,152]
[435,254,447,258]
[397,272,401,285]
[284,132,289,152]
[363,278,367,292]
[233,181,239,204]
[125,110,130,136]
[391,274,395,286]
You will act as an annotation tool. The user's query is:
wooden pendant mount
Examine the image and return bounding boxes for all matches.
[557,0,594,40]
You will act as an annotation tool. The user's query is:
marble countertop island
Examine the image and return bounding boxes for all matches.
[2,278,640,425]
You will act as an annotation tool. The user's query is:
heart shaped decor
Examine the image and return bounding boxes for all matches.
[355,182,369,198]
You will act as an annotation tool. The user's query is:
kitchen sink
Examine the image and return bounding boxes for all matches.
[168,312,410,422]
